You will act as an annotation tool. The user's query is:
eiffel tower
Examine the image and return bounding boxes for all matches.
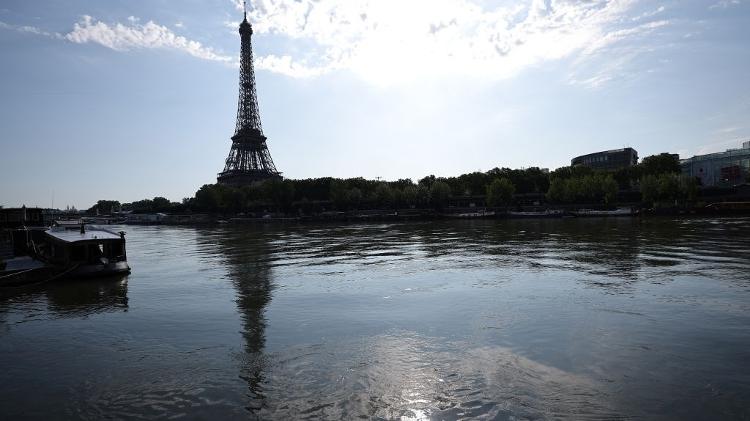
[218,2,281,186]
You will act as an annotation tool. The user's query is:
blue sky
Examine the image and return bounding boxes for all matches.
[1,0,749,209]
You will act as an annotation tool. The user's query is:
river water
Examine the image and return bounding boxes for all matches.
[1,218,750,420]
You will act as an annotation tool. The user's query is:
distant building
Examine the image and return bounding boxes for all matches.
[0,206,45,228]
[571,148,638,171]
[681,141,750,187]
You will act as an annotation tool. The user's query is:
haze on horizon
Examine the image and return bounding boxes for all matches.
[1,0,748,209]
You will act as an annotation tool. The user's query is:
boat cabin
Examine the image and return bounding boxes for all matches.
[39,226,129,270]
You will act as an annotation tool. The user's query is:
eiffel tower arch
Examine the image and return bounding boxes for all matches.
[218,6,281,186]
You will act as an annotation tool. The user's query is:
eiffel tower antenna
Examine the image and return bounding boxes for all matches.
[243,0,247,19]
[218,5,282,186]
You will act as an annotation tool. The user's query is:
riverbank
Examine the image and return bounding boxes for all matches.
[99,203,750,225]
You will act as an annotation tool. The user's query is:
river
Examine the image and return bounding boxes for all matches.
[1,217,750,420]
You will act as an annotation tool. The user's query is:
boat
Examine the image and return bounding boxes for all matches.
[705,201,750,212]
[54,219,84,229]
[34,225,131,279]
[507,209,565,218]
[444,210,496,219]
[571,207,637,217]
[0,256,77,288]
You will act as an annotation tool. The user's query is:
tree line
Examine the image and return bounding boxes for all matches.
[86,153,699,214]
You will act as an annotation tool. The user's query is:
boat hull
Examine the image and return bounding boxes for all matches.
[507,211,565,219]
[572,208,637,217]
[67,261,131,279]
[0,267,62,288]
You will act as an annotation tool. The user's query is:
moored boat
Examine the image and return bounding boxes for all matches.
[444,210,496,219]
[35,225,131,279]
[0,257,78,289]
[507,209,565,218]
[572,207,637,217]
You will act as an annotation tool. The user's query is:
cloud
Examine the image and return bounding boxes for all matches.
[65,15,232,62]
[709,0,741,9]
[0,20,62,38]
[568,18,671,88]
[224,20,241,30]
[255,54,332,77]
[632,5,665,21]
[715,126,740,134]
[243,0,670,85]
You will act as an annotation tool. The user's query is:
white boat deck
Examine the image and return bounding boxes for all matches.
[45,228,122,243]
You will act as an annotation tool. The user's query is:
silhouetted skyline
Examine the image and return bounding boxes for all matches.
[1,0,749,208]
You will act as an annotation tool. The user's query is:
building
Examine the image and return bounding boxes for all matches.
[681,141,750,187]
[571,148,638,171]
[0,206,45,228]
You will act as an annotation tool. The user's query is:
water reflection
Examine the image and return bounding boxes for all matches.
[199,226,276,415]
[3,218,749,420]
[44,275,129,316]
[210,218,750,419]
[239,331,623,420]
[262,217,750,290]
[0,275,129,319]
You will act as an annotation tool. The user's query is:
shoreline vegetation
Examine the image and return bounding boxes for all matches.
[21,154,750,224]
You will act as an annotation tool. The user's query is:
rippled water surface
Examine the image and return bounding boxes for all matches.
[2,218,750,420]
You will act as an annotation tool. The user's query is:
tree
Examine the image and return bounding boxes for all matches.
[88,200,120,214]
[546,178,566,203]
[429,181,451,210]
[640,174,661,205]
[564,178,580,203]
[402,185,419,208]
[391,178,414,190]
[602,175,618,204]
[682,176,699,203]
[640,153,680,176]
[347,188,362,208]
[152,196,171,212]
[580,175,598,202]
[330,180,349,209]
[640,173,698,207]
[418,175,436,189]
[226,189,247,212]
[486,178,515,207]
[263,179,295,210]
[373,183,394,208]
[194,184,221,211]
[241,184,263,203]
[415,185,429,207]
[459,172,488,195]
[391,187,404,209]
[657,173,680,203]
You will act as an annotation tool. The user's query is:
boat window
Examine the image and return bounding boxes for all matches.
[87,244,103,263]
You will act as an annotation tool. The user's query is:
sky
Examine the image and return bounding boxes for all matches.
[1,0,749,209]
